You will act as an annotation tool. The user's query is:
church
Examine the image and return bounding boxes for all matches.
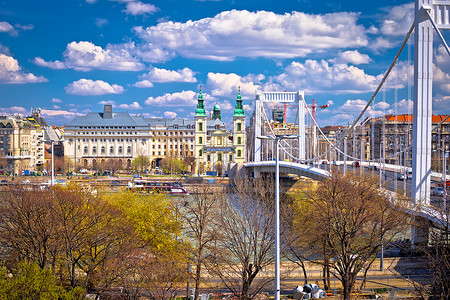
[194,88,246,176]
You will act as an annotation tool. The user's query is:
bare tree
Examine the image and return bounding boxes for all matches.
[181,185,221,300]
[206,177,275,300]
[0,186,58,269]
[414,205,450,300]
[288,170,407,300]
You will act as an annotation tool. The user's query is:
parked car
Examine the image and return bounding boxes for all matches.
[397,173,405,180]
[432,186,445,196]
[368,165,377,171]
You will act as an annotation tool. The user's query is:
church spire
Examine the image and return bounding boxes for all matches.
[233,86,245,117]
[195,86,206,117]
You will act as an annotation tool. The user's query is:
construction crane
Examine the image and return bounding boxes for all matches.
[307,99,330,122]
[281,99,329,124]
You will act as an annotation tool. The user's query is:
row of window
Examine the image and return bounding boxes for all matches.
[75,138,196,143]
[199,149,242,158]
[84,145,132,155]
[197,136,242,145]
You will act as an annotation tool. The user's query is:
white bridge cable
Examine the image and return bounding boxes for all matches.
[270,22,416,164]
[325,22,415,158]
[258,22,448,167]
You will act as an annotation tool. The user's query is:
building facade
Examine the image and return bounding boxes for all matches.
[0,109,45,175]
[194,89,246,175]
[64,90,246,175]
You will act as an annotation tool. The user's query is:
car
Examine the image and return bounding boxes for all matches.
[397,173,405,180]
[22,180,31,184]
[368,165,377,171]
[432,186,445,196]
[0,179,8,185]
[353,161,360,167]
[406,170,412,179]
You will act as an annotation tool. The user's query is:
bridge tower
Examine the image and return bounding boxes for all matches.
[412,0,450,244]
[252,91,306,162]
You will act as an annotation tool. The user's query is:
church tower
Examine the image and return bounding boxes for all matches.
[194,88,207,175]
[233,88,246,163]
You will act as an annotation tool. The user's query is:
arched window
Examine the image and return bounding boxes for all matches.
[237,150,242,157]
[83,146,88,154]
[127,146,132,154]
[199,137,203,144]
[218,153,222,161]
[199,150,203,157]
[110,146,114,154]
[229,154,233,161]
[92,146,97,154]
[237,137,242,145]
[118,146,123,154]
[101,146,105,154]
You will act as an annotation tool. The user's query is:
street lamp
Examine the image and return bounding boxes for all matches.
[257,134,297,300]
[44,138,63,186]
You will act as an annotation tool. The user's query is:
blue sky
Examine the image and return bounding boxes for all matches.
[0,0,449,127]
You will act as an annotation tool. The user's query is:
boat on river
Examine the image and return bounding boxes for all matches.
[127,179,189,195]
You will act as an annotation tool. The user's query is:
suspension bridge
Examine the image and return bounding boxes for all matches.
[243,0,450,245]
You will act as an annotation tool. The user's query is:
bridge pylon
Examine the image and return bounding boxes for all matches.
[252,91,306,163]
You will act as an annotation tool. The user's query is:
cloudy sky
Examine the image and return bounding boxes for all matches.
[0,0,449,127]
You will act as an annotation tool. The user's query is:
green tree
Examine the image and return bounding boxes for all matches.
[0,260,84,299]
[132,154,150,173]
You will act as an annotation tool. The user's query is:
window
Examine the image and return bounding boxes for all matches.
[127,146,132,154]
[92,146,97,154]
[199,122,203,131]
[118,146,123,154]
[218,154,222,161]
[237,150,242,157]
[199,150,203,157]
[199,137,203,144]
[207,155,211,161]
[110,146,114,154]
[101,146,105,154]
[237,123,242,131]
[83,146,88,154]
[237,137,242,145]
[218,137,222,145]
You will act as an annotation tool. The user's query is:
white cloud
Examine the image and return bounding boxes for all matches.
[0,106,28,115]
[37,41,145,71]
[144,90,198,106]
[118,101,143,109]
[329,50,372,65]
[95,18,108,28]
[85,0,97,3]
[53,105,61,109]
[0,54,47,84]
[133,80,154,88]
[0,22,17,35]
[98,100,115,105]
[379,3,414,37]
[141,67,197,83]
[124,1,158,16]
[206,72,260,98]
[134,10,368,61]
[51,98,63,103]
[33,57,66,69]
[65,79,125,95]
[164,111,177,118]
[269,59,382,94]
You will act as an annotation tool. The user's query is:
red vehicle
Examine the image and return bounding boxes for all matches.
[353,161,360,167]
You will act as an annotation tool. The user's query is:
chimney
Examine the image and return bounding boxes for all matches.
[103,105,113,119]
